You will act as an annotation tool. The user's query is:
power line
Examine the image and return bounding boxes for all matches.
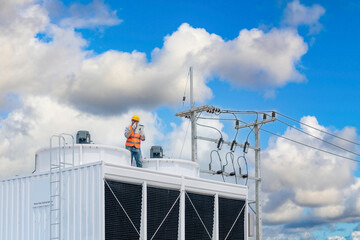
[260,128,360,163]
[195,110,360,163]
[197,117,235,121]
[274,111,360,146]
[196,122,223,138]
[271,116,360,157]
[199,111,359,148]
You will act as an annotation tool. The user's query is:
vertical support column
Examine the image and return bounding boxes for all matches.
[189,67,197,163]
[214,193,219,240]
[179,177,185,240]
[142,181,147,240]
[49,138,53,240]
[58,137,62,240]
[244,200,248,240]
[254,123,262,240]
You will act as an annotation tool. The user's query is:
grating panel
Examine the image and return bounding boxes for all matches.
[185,192,214,240]
[219,197,245,240]
[105,180,142,240]
[147,187,180,240]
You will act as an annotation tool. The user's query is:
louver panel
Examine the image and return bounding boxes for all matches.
[105,180,142,240]
[147,187,180,240]
[219,197,245,240]
[185,192,215,240]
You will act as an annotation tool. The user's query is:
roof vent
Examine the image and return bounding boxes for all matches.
[150,146,163,158]
[76,130,91,144]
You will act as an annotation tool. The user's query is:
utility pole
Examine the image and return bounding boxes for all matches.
[189,67,197,162]
[175,68,276,240]
[254,123,262,240]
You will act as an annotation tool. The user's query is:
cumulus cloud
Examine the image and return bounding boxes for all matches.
[0,1,308,115]
[328,237,345,240]
[0,95,162,178]
[58,0,122,29]
[261,116,360,227]
[282,0,325,34]
[352,231,360,240]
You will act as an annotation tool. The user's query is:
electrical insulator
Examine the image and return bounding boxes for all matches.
[272,111,276,118]
[235,120,240,128]
[182,96,186,102]
[216,170,223,174]
[217,138,224,150]
[230,140,237,152]
[263,113,267,120]
[229,172,235,176]
[243,141,249,154]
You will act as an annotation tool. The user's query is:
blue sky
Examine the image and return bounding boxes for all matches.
[0,0,359,239]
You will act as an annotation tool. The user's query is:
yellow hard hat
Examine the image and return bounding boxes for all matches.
[132,115,140,121]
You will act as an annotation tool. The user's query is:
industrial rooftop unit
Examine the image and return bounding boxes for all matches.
[0,139,249,240]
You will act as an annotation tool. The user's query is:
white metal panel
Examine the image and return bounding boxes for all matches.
[104,162,247,199]
[142,158,200,177]
[103,162,248,240]
[35,144,130,173]
[0,162,104,240]
[0,173,50,240]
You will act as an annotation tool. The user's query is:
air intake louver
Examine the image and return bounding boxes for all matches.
[105,180,142,240]
[185,192,215,239]
[219,197,246,240]
[147,187,180,240]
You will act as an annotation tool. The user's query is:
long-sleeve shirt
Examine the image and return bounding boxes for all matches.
[124,125,133,138]
[124,125,145,138]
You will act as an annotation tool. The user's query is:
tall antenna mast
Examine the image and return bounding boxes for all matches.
[189,67,198,162]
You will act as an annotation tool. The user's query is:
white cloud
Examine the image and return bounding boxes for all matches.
[0,95,162,178]
[313,205,346,219]
[0,1,308,115]
[352,231,360,240]
[328,237,345,240]
[282,0,325,34]
[263,199,304,224]
[261,116,360,226]
[58,0,122,29]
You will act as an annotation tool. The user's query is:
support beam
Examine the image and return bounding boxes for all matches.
[196,136,259,150]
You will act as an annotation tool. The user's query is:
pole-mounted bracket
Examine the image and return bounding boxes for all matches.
[196,136,261,151]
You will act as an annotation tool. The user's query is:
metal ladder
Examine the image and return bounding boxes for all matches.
[49,134,74,240]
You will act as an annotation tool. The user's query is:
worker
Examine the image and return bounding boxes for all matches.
[125,115,145,167]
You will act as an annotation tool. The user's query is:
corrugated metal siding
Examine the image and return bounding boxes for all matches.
[0,174,50,240]
[0,163,104,240]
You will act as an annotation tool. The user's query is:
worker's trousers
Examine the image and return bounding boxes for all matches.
[126,146,142,167]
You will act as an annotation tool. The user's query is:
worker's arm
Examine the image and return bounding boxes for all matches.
[125,126,133,138]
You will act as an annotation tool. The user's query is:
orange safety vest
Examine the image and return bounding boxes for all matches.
[125,125,141,148]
